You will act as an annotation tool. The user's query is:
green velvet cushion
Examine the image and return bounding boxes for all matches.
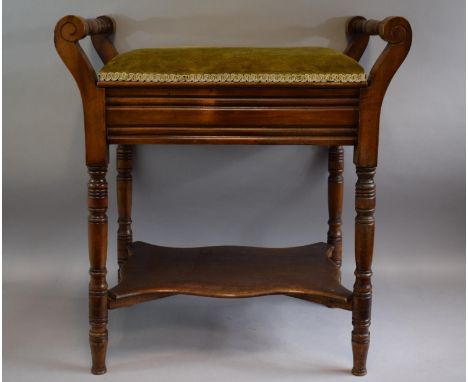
[99,47,365,84]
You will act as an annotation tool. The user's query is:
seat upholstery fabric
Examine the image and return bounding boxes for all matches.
[98,47,366,84]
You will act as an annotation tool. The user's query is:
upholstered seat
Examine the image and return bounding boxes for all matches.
[98,47,366,84]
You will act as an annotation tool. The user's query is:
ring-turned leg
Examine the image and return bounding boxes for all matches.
[88,166,109,375]
[116,145,134,281]
[327,146,344,266]
[352,166,376,376]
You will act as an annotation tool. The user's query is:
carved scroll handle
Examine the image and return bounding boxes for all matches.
[57,15,115,43]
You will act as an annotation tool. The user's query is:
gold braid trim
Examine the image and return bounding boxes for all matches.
[98,72,366,83]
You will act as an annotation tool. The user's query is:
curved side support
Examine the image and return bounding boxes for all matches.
[54,15,115,96]
[54,16,99,99]
[54,15,116,165]
[349,16,412,167]
[352,17,413,98]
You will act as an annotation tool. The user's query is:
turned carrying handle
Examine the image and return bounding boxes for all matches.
[85,16,115,36]
[347,16,411,45]
[348,18,383,36]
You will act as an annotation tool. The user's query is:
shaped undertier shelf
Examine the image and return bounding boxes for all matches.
[108,241,352,310]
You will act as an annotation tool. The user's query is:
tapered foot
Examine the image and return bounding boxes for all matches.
[91,367,107,376]
[351,340,369,376]
[90,331,108,375]
[352,368,367,377]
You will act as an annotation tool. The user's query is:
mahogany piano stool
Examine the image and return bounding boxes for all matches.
[54,14,411,376]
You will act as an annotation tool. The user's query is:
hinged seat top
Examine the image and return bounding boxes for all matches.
[98,47,366,84]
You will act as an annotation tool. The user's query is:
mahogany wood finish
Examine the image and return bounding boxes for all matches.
[109,241,352,309]
[104,86,361,146]
[55,15,112,374]
[327,146,344,266]
[344,16,370,61]
[116,145,133,281]
[350,17,412,166]
[347,16,411,376]
[352,166,376,376]
[54,14,411,376]
[87,166,108,375]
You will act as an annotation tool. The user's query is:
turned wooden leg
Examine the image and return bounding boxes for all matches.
[116,145,134,281]
[351,166,376,376]
[88,166,109,375]
[327,146,344,266]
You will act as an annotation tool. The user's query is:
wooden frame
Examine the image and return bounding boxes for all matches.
[54,15,411,376]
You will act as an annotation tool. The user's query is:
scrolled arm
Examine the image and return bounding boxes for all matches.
[54,15,115,165]
[346,16,412,96]
[348,16,412,167]
[56,15,115,43]
[54,15,117,97]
